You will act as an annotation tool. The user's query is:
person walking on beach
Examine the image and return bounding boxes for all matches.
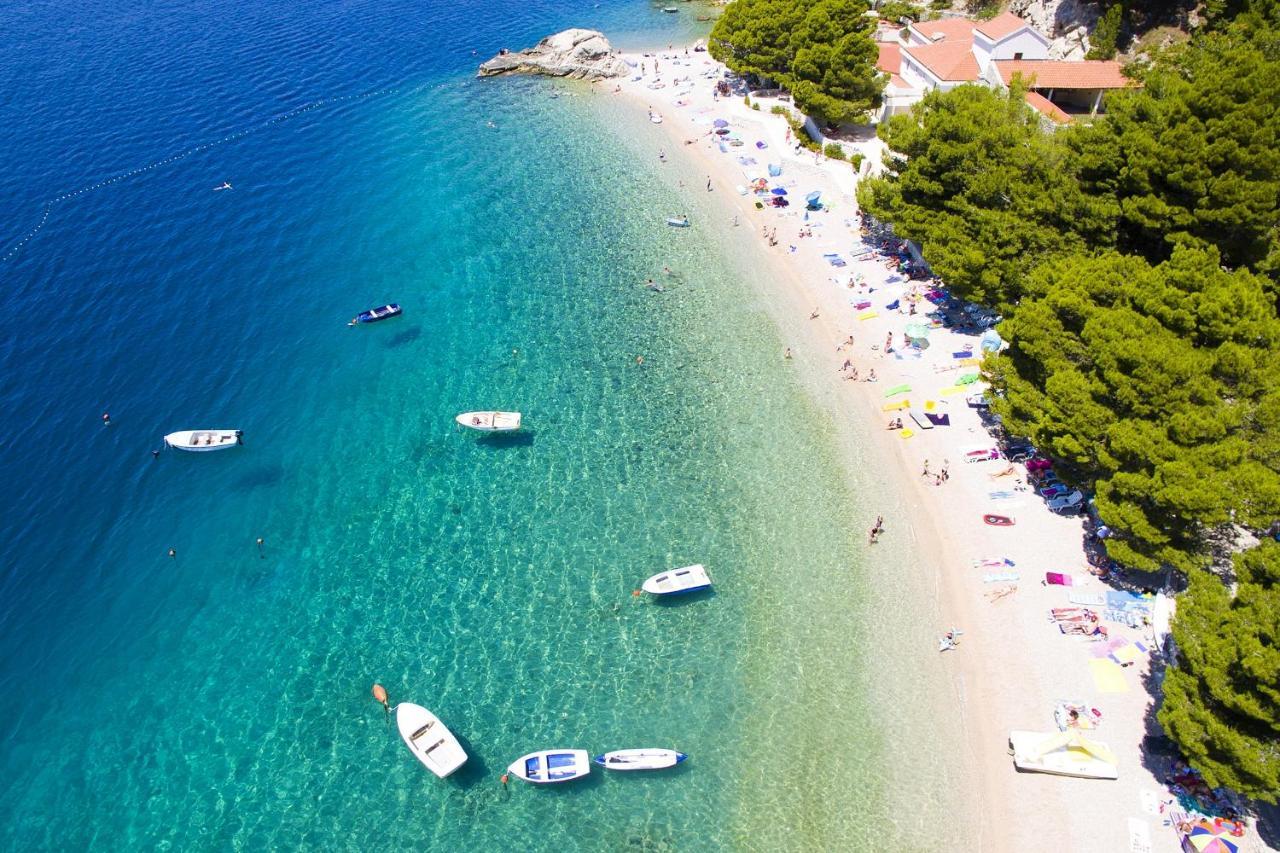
[884,332,893,353]
[706,176,712,192]
[923,459,930,478]
[868,515,884,544]
[784,347,792,359]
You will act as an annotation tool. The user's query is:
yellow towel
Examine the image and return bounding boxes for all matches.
[1112,643,1143,665]
[882,400,910,411]
[959,358,981,367]
[939,385,966,396]
[858,311,878,321]
[900,428,914,439]
[924,400,936,411]
[1089,659,1129,693]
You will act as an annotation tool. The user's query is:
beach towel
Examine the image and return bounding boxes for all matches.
[1045,572,1074,586]
[957,372,980,385]
[958,358,981,367]
[1139,791,1162,816]
[882,400,910,411]
[1106,590,1153,613]
[826,256,846,267]
[988,491,1017,500]
[1089,659,1129,693]
[884,384,911,397]
[857,311,878,321]
[909,412,934,430]
[925,413,950,426]
[938,385,967,396]
[973,557,1015,568]
[1110,640,1149,665]
[1068,591,1107,607]
[900,428,914,439]
[983,572,1019,583]
[854,300,872,310]
[952,351,972,359]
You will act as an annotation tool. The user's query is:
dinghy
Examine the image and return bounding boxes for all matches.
[593,749,687,771]
[642,564,711,596]
[1009,730,1118,780]
[163,429,243,452]
[395,702,468,778]
[455,411,522,432]
[508,749,591,784]
[349,304,401,326]
[666,216,690,227]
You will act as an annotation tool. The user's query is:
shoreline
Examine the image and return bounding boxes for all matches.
[599,45,1181,852]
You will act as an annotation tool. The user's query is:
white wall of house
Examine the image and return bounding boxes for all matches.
[899,55,937,91]
[972,29,1048,64]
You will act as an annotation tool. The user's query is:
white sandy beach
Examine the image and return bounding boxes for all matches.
[602,45,1194,853]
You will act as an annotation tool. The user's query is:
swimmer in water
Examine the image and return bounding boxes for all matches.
[214,182,232,191]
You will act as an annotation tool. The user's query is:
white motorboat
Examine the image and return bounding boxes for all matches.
[508,749,591,784]
[395,703,468,778]
[1009,729,1117,780]
[665,215,690,227]
[642,564,711,596]
[593,749,687,771]
[163,429,243,452]
[455,411,522,432]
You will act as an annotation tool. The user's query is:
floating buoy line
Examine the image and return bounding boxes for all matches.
[1,82,424,264]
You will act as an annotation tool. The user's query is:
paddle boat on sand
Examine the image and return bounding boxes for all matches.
[456,411,522,432]
[1009,729,1118,780]
[349,304,401,326]
[593,749,687,771]
[666,215,690,227]
[164,429,243,452]
[642,564,711,596]
[508,749,591,784]
[395,703,468,778]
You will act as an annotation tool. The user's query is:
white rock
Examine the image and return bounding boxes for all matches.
[478,29,631,80]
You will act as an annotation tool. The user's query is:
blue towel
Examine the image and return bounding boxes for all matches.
[952,351,973,359]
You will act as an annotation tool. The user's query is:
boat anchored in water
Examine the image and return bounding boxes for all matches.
[455,411,522,432]
[642,564,711,596]
[163,429,243,452]
[395,702,468,778]
[666,215,689,227]
[508,749,591,784]
[349,304,402,326]
[593,749,687,771]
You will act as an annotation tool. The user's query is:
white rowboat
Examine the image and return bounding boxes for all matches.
[456,411,522,432]
[642,564,711,596]
[593,749,687,770]
[396,703,468,778]
[163,429,242,452]
[508,749,591,784]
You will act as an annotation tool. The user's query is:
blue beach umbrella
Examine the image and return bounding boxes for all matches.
[713,118,729,127]
[805,190,822,203]
[771,187,788,196]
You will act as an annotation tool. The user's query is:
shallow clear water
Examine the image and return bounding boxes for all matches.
[0,1,965,849]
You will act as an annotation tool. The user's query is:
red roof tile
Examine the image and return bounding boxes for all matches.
[994,60,1130,89]
[877,43,901,75]
[1024,91,1071,123]
[902,41,981,82]
[911,18,978,43]
[975,11,1032,41]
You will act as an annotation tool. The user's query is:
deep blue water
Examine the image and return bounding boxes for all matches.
[0,1,961,849]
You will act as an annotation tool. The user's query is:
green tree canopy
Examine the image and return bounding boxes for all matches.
[1067,20,1280,281]
[1159,541,1280,802]
[987,245,1280,572]
[708,0,884,123]
[857,84,1115,310]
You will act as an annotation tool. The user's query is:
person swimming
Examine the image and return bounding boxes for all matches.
[214,181,232,191]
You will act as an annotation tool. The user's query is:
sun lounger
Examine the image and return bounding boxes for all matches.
[909,411,933,430]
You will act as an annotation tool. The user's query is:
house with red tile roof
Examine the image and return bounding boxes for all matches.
[874,11,1133,124]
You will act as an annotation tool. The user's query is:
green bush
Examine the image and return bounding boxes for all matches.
[823,142,846,159]
[752,102,761,110]
[785,116,822,152]
[850,151,865,170]
[1086,3,1123,59]
[770,104,791,116]
[743,94,752,107]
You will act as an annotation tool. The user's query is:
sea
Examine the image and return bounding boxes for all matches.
[0,1,970,849]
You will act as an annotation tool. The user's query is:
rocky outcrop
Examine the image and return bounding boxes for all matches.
[478,29,631,80]
[1009,0,1102,60]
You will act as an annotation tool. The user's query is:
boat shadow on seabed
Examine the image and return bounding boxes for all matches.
[475,430,535,449]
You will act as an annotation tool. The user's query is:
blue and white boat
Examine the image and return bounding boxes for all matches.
[642,564,711,596]
[349,304,401,326]
[665,215,690,227]
[593,749,687,771]
[508,749,591,784]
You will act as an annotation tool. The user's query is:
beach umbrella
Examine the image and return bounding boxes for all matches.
[1187,823,1241,853]
[904,322,931,340]
[805,190,822,203]
[771,187,788,196]
[713,118,729,127]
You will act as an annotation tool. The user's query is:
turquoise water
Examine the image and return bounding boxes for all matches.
[0,1,966,849]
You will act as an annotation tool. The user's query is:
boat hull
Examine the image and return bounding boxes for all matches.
[163,430,242,452]
[396,703,468,779]
[508,749,590,784]
[456,411,522,432]
[642,564,711,595]
[593,749,687,771]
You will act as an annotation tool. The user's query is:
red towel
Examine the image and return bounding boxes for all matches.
[1045,572,1073,586]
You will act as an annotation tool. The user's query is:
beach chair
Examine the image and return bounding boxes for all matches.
[1047,490,1084,513]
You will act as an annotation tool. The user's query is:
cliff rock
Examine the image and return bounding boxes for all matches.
[1009,0,1101,60]
[478,29,630,80]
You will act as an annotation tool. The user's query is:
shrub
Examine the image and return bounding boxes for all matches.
[752,102,761,110]
[824,142,846,159]
[878,1,923,22]
[850,151,865,170]
[770,105,791,116]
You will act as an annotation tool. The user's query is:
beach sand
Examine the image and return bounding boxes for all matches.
[602,47,1184,853]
